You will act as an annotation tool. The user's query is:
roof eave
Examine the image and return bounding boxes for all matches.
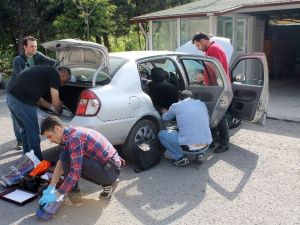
[131,1,300,23]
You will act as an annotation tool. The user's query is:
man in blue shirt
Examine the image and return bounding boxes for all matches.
[158,90,212,166]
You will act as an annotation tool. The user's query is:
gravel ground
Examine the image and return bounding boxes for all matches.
[0,89,299,225]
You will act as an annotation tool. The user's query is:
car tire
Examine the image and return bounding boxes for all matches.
[122,119,158,160]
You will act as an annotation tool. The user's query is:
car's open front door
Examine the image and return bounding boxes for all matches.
[229,53,269,124]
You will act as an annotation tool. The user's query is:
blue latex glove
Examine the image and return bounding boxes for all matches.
[43,185,55,195]
[38,191,57,207]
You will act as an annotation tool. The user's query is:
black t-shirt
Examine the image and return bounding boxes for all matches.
[7,65,60,105]
[148,82,178,109]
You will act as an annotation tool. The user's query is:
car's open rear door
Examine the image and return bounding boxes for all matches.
[178,55,233,128]
[229,53,269,124]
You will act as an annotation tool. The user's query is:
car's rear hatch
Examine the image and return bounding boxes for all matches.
[39,39,110,121]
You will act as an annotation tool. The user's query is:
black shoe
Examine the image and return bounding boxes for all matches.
[63,190,82,206]
[14,142,22,151]
[194,153,205,164]
[214,145,229,153]
[99,179,120,199]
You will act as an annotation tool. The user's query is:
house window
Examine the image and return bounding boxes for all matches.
[152,20,177,50]
[236,19,247,52]
[180,17,209,45]
[217,16,232,39]
[217,17,247,53]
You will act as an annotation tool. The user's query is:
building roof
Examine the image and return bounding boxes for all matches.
[131,0,300,22]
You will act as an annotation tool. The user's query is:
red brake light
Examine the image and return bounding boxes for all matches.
[76,90,101,116]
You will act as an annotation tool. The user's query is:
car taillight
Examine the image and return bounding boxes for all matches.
[76,90,101,116]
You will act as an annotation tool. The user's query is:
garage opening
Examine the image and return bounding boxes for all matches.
[258,9,300,121]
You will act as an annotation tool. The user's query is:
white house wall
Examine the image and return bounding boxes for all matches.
[148,14,263,54]
[253,18,265,52]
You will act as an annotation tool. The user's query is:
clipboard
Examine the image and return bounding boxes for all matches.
[0,188,38,206]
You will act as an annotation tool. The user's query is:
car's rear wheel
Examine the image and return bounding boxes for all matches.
[122,119,158,160]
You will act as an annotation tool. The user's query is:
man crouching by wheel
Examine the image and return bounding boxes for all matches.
[158,90,212,167]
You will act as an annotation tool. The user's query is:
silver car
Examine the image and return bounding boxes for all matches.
[39,39,269,159]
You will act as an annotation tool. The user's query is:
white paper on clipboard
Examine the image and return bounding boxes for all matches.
[3,189,35,203]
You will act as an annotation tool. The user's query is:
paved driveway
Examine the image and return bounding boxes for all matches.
[0,90,299,225]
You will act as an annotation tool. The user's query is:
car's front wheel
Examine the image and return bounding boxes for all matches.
[122,119,158,160]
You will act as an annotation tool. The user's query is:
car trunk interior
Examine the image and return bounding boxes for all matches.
[59,84,89,115]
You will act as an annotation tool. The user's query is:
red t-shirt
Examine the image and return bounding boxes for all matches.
[203,41,230,85]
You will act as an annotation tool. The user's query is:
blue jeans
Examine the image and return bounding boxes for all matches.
[6,94,42,160]
[11,113,22,143]
[158,130,184,160]
[60,150,120,188]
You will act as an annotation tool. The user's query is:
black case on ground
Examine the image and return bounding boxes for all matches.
[134,140,161,173]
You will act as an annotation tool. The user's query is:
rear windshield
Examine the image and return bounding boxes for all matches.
[70,67,111,86]
[109,56,128,76]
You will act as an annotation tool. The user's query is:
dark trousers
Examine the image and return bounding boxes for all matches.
[60,151,120,190]
[6,94,42,160]
[212,115,229,146]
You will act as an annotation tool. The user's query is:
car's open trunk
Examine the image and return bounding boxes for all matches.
[59,83,91,115]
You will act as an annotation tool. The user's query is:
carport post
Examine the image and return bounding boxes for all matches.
[149,20,153,50]
[232,15,237,53]
[208,14,217,35]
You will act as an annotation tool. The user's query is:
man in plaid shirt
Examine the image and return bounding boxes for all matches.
[38,116,123,208]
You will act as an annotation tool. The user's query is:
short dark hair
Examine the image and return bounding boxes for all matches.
[178,90,193,100]
[192,32,210,43]
[40,116,64,134]
[57,66,71,80]
[23,36,37,46]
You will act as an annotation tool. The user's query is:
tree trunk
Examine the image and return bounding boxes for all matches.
[10,33,18,57]
[17,32,24,55]
[136,25,142,50]
[103,33,110,52]
[96,35,102,44]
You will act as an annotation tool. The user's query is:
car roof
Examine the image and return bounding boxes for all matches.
[109,51,190,61]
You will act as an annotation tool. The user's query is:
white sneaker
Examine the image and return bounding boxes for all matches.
[173,157,189,167]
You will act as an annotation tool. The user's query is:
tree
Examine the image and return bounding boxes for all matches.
[0,0,63,56]
[53,0,115,50]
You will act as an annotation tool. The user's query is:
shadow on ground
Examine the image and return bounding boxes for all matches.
[0,142,258,225]
[113,143,258,225]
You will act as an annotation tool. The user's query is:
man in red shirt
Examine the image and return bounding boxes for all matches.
[192,32,230,153]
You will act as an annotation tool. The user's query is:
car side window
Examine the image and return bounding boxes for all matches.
[181,59,224,87]
[231,58,264,86]
[138,58,182,90]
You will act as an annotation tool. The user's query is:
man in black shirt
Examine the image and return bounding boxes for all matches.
[6,66,71,160]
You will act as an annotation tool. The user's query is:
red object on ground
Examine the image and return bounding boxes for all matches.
[29,160,51,177]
